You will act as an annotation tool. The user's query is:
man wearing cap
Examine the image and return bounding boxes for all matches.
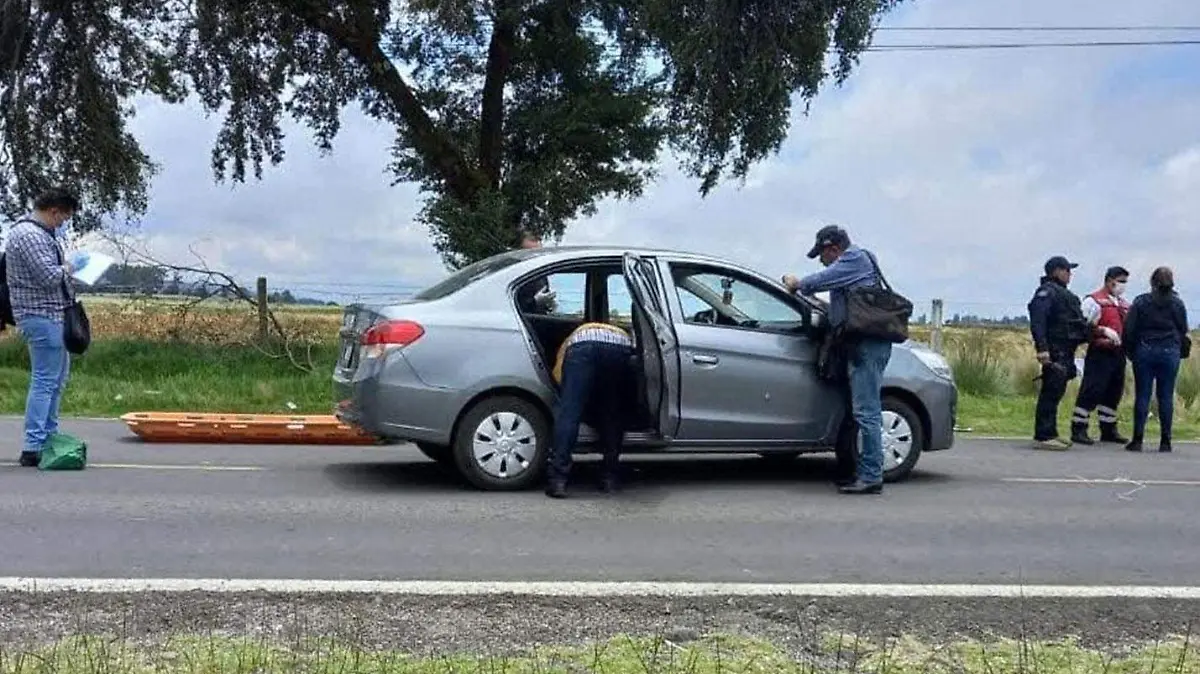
[783,225,891,495]
[1027,256,1091,450]
[1069,266,1132,446]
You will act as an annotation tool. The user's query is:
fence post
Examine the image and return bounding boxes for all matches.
[256,276,269,342]
[930,298,944,353]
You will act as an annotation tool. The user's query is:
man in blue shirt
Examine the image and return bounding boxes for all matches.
[783,225,891,495]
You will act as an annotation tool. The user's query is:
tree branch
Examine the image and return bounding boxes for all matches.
[98,231,319,373]
[478,1,515,189]
[281,0,485,202]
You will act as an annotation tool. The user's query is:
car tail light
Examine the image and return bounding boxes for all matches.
[360,319,424,357]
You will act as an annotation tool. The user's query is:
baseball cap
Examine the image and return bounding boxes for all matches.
[1044,256,1079,274]
[806,225,849,259]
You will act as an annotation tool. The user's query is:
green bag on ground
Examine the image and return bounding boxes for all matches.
[38,432,88,471]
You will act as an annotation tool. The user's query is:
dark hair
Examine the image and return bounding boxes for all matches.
[1150,266,1175,296]
[32,187,80,213]
[1105,266,1129,281]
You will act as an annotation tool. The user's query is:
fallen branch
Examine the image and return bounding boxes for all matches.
[96,231,321,373]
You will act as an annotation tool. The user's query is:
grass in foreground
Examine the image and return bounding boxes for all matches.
[2,634,1199,674]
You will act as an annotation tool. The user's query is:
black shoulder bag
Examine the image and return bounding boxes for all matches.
[52,242,91,355]
[842,251,913,344]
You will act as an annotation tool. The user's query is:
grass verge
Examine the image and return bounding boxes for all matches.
[0,338,338,416]
[2,633,1199,674]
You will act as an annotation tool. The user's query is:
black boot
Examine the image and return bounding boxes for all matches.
[18,451,40,468]
[1070,423,1095,446]
[1099,423,1129,444]
[544,476,568,499]
[1125,435,1144,452]
[1160,435,1173,453]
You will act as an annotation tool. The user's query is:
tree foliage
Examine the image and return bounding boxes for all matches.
[0,0,900,267]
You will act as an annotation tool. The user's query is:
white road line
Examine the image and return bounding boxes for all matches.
[1003,477,1200,486]
[3,579,1200,598]
[89,463,266,472]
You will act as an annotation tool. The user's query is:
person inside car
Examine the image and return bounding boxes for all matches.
[514,230,556,313]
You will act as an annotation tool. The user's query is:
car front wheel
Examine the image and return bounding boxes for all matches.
[880,397,924,482]
[452,395,549,491]
[834,395,925,483]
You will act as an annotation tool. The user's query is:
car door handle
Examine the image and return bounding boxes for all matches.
[691,353,719,365]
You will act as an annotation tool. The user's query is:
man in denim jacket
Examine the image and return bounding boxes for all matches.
[783,225,891,495]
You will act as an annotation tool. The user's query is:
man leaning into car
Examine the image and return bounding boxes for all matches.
[783,225,891,496]
[544,320,636,499]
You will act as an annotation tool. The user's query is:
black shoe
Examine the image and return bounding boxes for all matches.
[18,451,39,468]
[544,481,568,499]
[1099,427,1129,444]
[1125,439,1143,452]
[1070,425,1095,446]
[1159,440,1173,453]
[838,480,883,495]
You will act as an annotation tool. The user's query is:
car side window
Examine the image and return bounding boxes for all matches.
[670,266,808,332]
[604,272,644,336]
[515,271,587,318]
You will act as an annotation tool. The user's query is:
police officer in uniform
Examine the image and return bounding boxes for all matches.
[1027,256,1090,450]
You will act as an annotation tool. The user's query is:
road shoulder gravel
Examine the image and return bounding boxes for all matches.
[1,593,1195,655]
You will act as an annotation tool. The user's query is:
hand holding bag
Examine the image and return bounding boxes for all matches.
[842,251,913,343]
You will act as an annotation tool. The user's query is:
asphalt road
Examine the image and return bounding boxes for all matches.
[2,419,1199,585]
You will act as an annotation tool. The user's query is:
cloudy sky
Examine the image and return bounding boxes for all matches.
[114,0,1200,319]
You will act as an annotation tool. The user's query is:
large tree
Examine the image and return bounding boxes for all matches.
[0,0,899,267]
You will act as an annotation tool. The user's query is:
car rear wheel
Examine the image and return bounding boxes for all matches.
[452,396,549,491]
[834,395,925,483]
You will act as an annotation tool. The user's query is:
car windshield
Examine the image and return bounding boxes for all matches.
[412,251,529,301]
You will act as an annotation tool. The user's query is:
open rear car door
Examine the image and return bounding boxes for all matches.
[622,253,681,440]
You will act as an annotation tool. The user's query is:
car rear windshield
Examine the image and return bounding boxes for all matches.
[411,251,528,301]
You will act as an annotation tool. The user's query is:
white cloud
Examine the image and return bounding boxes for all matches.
[125,0,1200,317]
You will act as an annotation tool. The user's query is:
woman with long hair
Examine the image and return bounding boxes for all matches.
[1123,266,1190,452]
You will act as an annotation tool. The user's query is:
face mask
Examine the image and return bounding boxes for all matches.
[1112,282,1127,296]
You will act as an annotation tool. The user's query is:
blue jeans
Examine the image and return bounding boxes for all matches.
[848,337,893,484]
[1131,343,1181,442]
[548,341,635,484]
[18,317,71,453]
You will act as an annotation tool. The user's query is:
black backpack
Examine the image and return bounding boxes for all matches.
[1,218,46,331]
[0,251,14,330]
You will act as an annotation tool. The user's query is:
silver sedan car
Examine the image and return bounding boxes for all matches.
[334,246,957,490]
